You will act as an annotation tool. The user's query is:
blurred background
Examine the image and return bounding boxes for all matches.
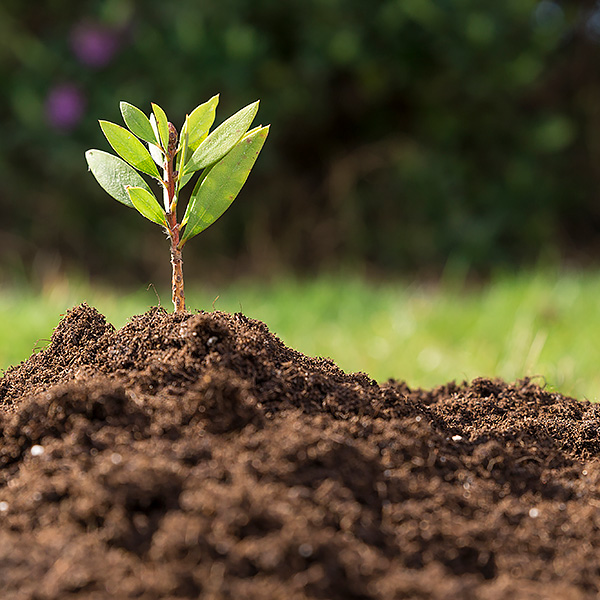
[2,0,600,398]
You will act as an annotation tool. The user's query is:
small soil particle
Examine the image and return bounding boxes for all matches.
[1,303,600,599]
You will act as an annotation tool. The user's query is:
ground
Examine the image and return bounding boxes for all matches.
[0,303,599,599]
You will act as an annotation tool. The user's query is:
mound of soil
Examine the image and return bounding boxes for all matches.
[1,304,600,599]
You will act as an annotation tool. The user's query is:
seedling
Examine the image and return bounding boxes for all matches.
[85,96,269,312]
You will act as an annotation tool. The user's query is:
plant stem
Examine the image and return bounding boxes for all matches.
[170,228,185,313]
[164,123,185,313]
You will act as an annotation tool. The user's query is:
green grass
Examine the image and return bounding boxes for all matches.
[1,269,599,401]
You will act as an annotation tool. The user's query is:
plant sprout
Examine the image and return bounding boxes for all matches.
[85,96,269,312]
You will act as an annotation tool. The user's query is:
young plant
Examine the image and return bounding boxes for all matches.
[85,96,269,312]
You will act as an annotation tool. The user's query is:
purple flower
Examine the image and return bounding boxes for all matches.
[70,22,120,68]
[45,84,86,131]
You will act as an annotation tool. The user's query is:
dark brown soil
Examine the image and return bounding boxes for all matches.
[1,303,600,599]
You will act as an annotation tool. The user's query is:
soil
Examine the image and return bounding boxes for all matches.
[1,304,600,599]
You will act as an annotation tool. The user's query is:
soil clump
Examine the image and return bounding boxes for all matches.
[1,303,600,599]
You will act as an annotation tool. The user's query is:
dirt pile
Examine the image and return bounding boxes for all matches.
[1,303,600,599]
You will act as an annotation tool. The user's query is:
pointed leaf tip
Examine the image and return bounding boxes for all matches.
[151,103,170,151]
[186,94,220,153]
[120,101,157,144]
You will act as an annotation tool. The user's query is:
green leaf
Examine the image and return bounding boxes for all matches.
[85,149,153,208]
[120,102,157,144]
[180,124,269,245]
[152,103,170,151]
[126,186,168,227]
[99,121,161,179]
[184,100,259,175]
[187,94,219,152]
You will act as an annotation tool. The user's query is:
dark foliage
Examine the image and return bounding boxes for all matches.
[1,1,600,282]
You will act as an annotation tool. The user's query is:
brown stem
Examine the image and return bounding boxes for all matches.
[167,201,185,313]
[170,234,185,313]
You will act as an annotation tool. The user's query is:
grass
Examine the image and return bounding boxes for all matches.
[0,269,599,401]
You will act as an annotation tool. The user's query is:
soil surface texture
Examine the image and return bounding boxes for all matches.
[1,303,600,599]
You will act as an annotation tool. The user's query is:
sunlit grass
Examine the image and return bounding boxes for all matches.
[1,269,599,401]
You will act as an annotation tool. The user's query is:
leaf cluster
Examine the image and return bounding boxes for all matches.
[85,97,269,248]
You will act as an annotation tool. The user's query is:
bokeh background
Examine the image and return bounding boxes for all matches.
[2,0,599,285]
[3,0,600,399]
